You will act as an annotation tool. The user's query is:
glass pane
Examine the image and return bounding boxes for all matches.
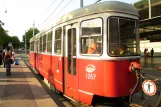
[81,18,102,36]
[48,32,52,41]
[81,36,102,54]
[54,40,61,54]
[108,17,139,56]
[54,28,61,54]
[43,35,46,43]
[55,29,62,39]
[47,42,52,53]
[81,18,102,55]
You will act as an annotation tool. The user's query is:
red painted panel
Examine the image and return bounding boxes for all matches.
[51,56,63,92]
[78,91,93,105]
[35,53,39,70]
[30,52,35,68]
[64,57,78,100]
[78,59,139,99]
[64,57,73,97]
[35,54,63,92]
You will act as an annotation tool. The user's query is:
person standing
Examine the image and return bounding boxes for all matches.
[150,48,154,60]
[2,49,6,67]
[4,51,12,76]
[0,50,2,67]
[144,48,148,63]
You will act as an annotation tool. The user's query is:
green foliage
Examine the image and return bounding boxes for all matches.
[134,0,161,9]
[0,26,11,47]
[11,36,20,49]
[22,28,39,49]
[0,25,20,49]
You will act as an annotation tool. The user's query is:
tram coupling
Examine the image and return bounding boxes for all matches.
[129,62,142,106]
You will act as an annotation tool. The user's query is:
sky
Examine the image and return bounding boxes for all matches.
[0,0,140,42]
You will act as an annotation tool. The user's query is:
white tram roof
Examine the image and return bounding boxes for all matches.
[56,1,138,24]
[38,1,138,36]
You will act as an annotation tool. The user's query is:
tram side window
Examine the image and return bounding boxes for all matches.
[30,41,34,51]
[32,41,34,51]
[80,18,102,55]
[47,31,52,53]
[54,28,62,54]
[67,28,76,75]
[39,36,43,52]
[43,35,47,52]
[108,17,140,56]
[38,39,40,52]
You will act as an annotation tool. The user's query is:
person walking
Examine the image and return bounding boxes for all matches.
[0,50,2,67]
[150,48,154,60]
[3,51,12,76]
[2,49,6,67]
[144,48,149,63]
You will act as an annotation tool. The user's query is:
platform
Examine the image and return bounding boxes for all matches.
[0,55,58,107]
[0,54,161,107]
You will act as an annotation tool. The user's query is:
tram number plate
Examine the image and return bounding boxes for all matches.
[86,73,96,80]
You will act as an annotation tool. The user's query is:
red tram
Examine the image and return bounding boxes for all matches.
[30,1,140,105]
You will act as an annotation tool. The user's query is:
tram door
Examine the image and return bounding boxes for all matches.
[64,23,78,99]
[35,40,39,70]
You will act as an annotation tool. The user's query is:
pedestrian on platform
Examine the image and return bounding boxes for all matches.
[0,50,2,67]
[144,48,148,63]
[12,49,16,64]
[2,49,6,68]
[150,48,154,60]
[4,51,12,76]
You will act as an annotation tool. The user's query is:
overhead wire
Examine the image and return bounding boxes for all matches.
[54,0,75,18]
[37,0,64,28]
[41,0,58,16]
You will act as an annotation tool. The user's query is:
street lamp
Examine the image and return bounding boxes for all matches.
[33,20,35,37]
[149,0,151,19]
[25,31,26,54]
[80,0,83,7]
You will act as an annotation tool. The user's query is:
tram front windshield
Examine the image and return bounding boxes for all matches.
[108,17,140,56]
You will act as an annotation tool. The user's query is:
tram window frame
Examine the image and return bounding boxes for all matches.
[39,36,43,53]
[43,34,47,53]
[107,16,140,56]
[67,28,76,75]
[54,28,62,55]
[30,41,34,51]
[47,31,52,54]
[38,38,40,53]
[80,18,103,56]
[32,41,34,51]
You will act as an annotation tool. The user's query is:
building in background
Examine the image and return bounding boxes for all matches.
[134,0,161,56]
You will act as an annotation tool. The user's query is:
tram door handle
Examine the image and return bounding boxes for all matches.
[56,61,59,69]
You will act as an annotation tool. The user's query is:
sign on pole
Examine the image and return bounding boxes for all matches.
[142,80,157,96]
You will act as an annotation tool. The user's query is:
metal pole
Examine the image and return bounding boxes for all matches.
[149,0,151,19]
[33,20,35,37]
[25,31,26,54]
[80,0,83,8]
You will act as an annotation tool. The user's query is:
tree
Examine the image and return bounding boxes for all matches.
[11,36,20,49]
[0,26,11,48]
[22,28,39,49]
[0,25,20,49]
